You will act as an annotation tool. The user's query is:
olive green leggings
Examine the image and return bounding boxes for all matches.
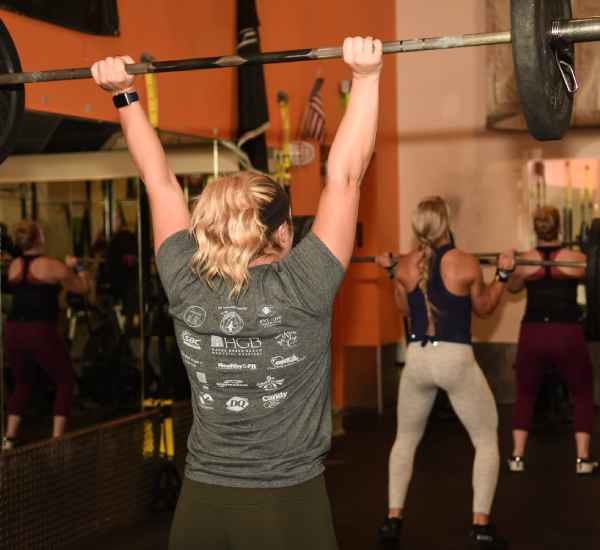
[169,474,339,550]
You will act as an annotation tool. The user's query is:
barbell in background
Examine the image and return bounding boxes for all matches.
[0,0,599,164]
[351,254,587,268]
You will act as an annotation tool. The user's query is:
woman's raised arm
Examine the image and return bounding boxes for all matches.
[312,37,383,268]
[91,56,190,253]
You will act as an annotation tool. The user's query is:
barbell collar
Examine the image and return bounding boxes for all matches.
[551,17,600,44]
[2,17,600,87]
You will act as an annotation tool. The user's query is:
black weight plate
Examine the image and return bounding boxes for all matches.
[511,0,574,141]
[585,244,600,341]
[0,18,24,164]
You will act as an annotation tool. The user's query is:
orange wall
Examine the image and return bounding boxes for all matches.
[2,0,398,145]
[2,0,399,255]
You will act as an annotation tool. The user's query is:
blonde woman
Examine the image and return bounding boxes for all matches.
[3,220,89,449]
[91,36,382,550]
[375,197,514,549]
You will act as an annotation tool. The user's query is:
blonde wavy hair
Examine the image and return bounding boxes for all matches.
[533,206,560,242]
[411,196,451,334]
[13,219,43,252]
[189,171,291,298]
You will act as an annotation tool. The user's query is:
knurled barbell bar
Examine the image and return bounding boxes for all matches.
[351,254,588,268]
[0,0,598,165]
[351,229,600,332]
[352,244,600,339]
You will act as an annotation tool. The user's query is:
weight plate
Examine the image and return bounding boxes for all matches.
[0,18,24,164]
[585,244,600,340]
[511,0,574,141]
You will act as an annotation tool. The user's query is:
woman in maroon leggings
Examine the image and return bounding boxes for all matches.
[2,220,89,450]
[507,206,597,475]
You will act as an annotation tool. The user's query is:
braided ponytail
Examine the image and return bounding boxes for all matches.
[411,196,451,336]
[416,238,436,336]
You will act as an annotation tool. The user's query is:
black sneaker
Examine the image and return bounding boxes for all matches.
[576,457,599,476]
[468,524,509,549]
[378,517,402,544]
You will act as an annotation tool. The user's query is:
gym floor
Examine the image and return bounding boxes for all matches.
[75,404,600,550]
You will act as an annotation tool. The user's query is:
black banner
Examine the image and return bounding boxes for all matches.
[0,0,119,36]
[237,0,269,172]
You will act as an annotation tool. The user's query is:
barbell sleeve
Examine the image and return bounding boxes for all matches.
[1,17,600,87]
[551,17,600,44]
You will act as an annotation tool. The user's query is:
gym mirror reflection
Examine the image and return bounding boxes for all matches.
[0,179,144,448]
[527,158,598,247]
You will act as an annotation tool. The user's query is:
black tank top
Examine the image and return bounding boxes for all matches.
[523,246,581,324]
[407,244,472,345]
[8,256,61,322]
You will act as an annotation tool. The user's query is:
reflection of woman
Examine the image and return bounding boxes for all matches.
[2,220,89,450]
[507,206,597,474]
[92,35,382,550]
[376,197,513,549]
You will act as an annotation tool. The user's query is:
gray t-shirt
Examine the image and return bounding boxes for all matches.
[156,230,345,488]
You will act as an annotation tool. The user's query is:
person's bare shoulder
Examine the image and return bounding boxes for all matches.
[395,250,419,287]
[35,257,69,282]
[558,248,586,262]
[445,248,480,273]
[7,257,23,280]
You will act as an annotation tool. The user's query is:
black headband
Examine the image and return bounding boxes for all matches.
[261,184,290,234]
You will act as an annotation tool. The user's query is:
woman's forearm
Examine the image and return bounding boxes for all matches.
[327,73,380,187]
[118,98,173,188]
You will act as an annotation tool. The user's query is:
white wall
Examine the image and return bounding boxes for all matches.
[395,0,600,342]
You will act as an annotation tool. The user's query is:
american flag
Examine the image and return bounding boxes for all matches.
[299,78,326,143]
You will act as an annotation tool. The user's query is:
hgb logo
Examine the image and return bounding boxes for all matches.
[226,397,249,412]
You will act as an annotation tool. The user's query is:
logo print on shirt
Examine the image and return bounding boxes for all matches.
[216,379,248,389]
[181,351,201,368]
[196,372,208,385]
[258,304,282,328]
[198,392,214,410]
[262,391,288,409]
[220,310,244,335]
[211,335,263,357]
[217,305,247,335]
[226,397,249,412]
[269,354,306,369]
[182,330,202,350]
[217,362,257,371]
[275,330,298,348]
[257,376,285,391]
[259,305,276,317]
[183,306,207,328]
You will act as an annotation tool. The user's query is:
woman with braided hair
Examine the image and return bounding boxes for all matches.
[375,196,515,549]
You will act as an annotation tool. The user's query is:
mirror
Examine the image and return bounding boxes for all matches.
[526,159,599,248]
[0,179,144,447]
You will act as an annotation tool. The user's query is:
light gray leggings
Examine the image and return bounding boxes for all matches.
[388,342,500,515]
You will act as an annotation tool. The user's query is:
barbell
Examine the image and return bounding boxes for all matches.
[352,254,588,269]
[351,218,600,339]
[0,0,598,164]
